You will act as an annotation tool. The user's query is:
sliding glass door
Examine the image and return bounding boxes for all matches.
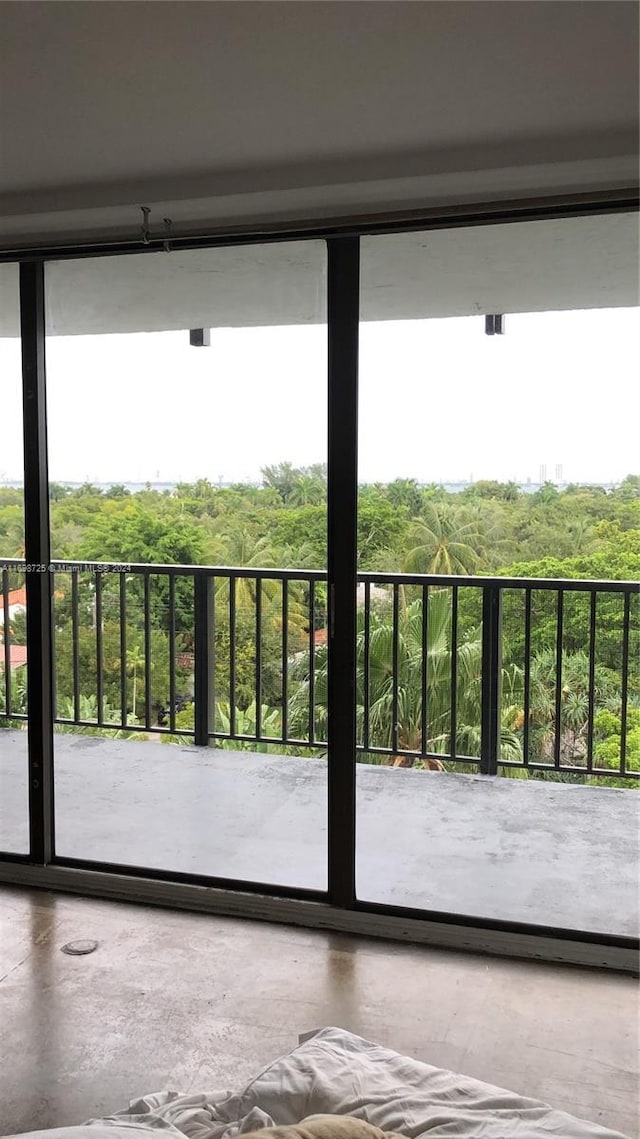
[0,265,29,854]
[44,241,329,891]
[0,201,637,964]
[355,213,639,937]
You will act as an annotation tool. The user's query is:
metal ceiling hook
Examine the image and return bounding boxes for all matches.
[140,206,151,244]
[163,217,173,252]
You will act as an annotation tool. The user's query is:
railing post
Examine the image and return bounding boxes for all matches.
[194,574,214,747]
[480,584,502,776]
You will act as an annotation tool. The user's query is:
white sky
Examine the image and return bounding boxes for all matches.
[0,307,638,486]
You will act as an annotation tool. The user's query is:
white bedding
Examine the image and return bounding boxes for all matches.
[4,1027,629,1139]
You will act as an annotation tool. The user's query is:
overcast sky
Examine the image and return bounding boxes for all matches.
[0,307,638,486]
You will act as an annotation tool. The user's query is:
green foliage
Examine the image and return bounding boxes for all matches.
[9,609,27,645]
[104,484,131,499]
[0,502,24,557]
[0,663,27,721]
[78,502,204,566]
[261,462,326,505]
[55,695,149,740]
[384,478,424,515]
[502,526,640,677]
[289,589,522,766]
[519,649,623,767]
[594,707,640,773]
[52,620,192,723]
[505,523,640,584]
[1,475,638,789]
[461,479,521,503]
[269,505,326,567]
[403,503,487,575]
[215,701,282,750]
[357,494,409,567]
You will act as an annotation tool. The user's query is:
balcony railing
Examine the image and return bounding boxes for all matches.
[1,559,638,783]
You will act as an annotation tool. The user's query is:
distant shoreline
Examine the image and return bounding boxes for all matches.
[0,478,623,495]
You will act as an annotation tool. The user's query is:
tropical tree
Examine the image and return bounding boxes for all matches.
[211,527,282,634]
[593,707,639,785]
[55,695,148,739]
[261,462,298,502]
[288,475,325,507]
[0,503,24,557]
[214,701,282,749]
[159,699,282,752]
[261,463,326,505]
[0,662,28,724]
[126,644,145,722]
[8,609,27,645]
[288,589,522,769]
[462,479,520,503]
[215,527,275,571]
[523,649,623,767]
[404,503,485,575]
[385,478,423,515]
[357,495,409,567]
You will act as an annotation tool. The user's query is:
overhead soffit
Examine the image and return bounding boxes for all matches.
[1,212,638,337]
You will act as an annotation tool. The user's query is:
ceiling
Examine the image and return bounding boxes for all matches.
[0,1,638,246]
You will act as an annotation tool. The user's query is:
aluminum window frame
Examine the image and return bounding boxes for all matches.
[1,188,638,973]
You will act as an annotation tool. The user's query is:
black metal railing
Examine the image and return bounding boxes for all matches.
[353,572,638,780]
[1,564,28,725]
[1,558,638,782]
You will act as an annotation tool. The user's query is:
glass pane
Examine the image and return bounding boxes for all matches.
[356,213,640,936]
[0,264,29,854]
[46,242,328,890]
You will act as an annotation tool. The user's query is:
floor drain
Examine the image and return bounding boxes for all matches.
[61,940,98,955]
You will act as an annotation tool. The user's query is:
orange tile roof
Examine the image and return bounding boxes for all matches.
[0,644,27,669]
[4,587,63,607]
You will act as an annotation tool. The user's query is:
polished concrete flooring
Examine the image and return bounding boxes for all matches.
[0,888,638,1137]
[2,731,639,936]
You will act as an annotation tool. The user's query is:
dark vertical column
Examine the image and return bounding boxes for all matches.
[480,585,502,776]
[194,574,213,746]
[327,237,359,907]
[20,261,54,863]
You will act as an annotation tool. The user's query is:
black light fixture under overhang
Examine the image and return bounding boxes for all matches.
[485,314,505,335]
[189,328,211,347]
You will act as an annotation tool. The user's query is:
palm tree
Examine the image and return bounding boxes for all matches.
[524,649,620,766]
[212,527,280,615]
[288,475,325,507]
[385,478,423,515]
[277,541,323,570]
[221,528,273,568]
[404,504,485,576]
[126,644,145,721]
[501,481,521,502]
[215,701,282,751]
[289,590,522,768]
[158,699,282,752]
[565,518,594,554]
[55,695,148,739]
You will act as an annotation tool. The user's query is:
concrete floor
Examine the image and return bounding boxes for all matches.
[1,731,639,936]
[0,888,638,1137]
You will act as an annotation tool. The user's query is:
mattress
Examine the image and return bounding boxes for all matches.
[4,1027,629,1139]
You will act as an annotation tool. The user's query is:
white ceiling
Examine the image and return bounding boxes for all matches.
[0,1,638,245]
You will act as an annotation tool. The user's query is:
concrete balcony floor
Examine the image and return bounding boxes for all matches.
[1,729,638,937]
